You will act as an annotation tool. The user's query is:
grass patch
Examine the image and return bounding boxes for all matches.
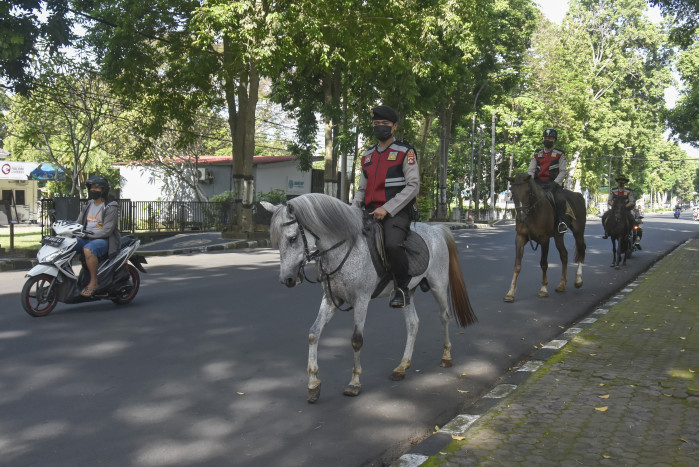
[0,228,43,251]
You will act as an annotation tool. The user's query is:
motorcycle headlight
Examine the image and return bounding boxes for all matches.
[39,247,71,264]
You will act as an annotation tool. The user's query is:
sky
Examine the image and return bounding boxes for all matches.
[535,0,698,158]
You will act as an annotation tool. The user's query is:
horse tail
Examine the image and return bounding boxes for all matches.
[441,227,477,328]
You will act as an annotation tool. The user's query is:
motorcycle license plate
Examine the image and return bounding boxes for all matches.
[41,235,64,247]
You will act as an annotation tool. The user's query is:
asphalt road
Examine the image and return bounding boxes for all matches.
[0,211,697,467]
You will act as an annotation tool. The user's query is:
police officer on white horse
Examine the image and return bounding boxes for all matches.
[353,105,420,308]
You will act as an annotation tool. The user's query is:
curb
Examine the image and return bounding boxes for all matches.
[138,238,271,257]
[391,238,694,466]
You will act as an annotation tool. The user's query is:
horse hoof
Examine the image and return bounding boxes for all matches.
[575,281,583,289]
[343,385,361,397]
[307,384,321,403]
[504,295,514,303]
[538,291,549,298]
[615,265,620,270]
[440,359,452,368]
[555,286,565,293]
[390,371,406,381]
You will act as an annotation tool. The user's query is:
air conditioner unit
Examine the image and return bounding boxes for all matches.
[197,168,214,183]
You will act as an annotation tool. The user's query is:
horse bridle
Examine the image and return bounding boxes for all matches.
[511,180,547,250]
[281,216,355,311]
[511,180,545,218]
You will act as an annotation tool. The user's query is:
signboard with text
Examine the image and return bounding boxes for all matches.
[0,161,66,181]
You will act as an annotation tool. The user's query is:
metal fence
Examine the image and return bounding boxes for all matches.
[40,198,231,236]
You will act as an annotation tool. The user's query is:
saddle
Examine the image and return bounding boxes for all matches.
[362,214,430,298]
[543,189,577,226]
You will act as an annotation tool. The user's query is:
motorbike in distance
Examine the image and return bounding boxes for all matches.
[674,207,681,219]
[20,219,147,317]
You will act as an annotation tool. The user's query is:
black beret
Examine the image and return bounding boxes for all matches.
[371,105,398,123]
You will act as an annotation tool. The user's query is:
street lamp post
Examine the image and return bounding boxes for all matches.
[468,79,491,221]
[468,69,517,222]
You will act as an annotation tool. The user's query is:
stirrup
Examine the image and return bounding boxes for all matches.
[389,288,410,308]
[558,222,568,234]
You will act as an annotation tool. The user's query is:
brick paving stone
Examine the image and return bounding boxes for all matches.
[415,239,699,467]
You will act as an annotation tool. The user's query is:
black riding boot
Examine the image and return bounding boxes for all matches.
[390,277,411,308]
[602,217,609,239]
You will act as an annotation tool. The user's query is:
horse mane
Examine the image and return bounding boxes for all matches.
[511,172,545,202]
[269,193,363,245]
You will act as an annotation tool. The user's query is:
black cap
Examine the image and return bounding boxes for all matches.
[543,128,558,139]
[615,175,629,183]
[371,105,398,123]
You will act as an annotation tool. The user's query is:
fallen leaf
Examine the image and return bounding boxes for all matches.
[457,389,469,394]
[461,373,468,376]
[452,435,465,440]
[603,455,611,459]
[599,394,610,399]
[435,425,440,431]
[689,369,696,374]
[595,406,608,412]
[237,392,245,395]
[680,438,688,443]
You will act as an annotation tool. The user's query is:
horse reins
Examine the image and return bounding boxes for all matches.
[281,217,355,311]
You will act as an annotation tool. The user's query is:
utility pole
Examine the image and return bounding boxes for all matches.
[490,112,496,221]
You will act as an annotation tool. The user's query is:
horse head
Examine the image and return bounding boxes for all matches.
[261,201,306,288]
[611,195,628,221]
[508,173,534,222]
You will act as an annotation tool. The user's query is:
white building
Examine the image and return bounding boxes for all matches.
[118,155,315,201]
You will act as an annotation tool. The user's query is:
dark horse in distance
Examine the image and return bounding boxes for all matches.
[505,173,587,302]
[605,195,634,269]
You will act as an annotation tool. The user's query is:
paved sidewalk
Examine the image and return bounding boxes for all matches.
[396,238,699,466]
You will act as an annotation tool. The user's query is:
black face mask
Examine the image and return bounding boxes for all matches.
[373,124,393,142]
[89,190,102,200]
[543,140,554,149]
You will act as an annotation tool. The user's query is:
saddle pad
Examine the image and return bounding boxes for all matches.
[405,231,429,277]
[362,215,430,279]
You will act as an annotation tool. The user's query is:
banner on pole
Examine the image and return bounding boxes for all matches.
[0,161,66,181]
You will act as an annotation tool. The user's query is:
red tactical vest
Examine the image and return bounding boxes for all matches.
[611,188,632,199]
[534,149,564,181]
[361,141,414,209]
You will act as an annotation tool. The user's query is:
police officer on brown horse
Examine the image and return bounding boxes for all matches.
[527,128,570,233]
[352,105,419,308]
[602,174,636,239]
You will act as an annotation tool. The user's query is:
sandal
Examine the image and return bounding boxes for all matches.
[80,285,99,297]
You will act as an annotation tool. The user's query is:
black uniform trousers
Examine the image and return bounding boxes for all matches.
[381,209,411,288]
[536,179,567,224]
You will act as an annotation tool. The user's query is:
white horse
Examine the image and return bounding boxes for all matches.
[262,193,477,403]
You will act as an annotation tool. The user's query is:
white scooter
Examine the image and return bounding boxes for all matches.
[20,220,147,317]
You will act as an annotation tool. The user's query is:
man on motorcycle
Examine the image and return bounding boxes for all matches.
[602,175,636,240]
[74,175,120,297]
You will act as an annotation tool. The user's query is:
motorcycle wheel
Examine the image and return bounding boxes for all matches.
[21,274,58,317]
[112,264,140,305]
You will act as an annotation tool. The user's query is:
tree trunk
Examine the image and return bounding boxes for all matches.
[223,38,259,236]
[322,75,337,197]
[436,102,454,220]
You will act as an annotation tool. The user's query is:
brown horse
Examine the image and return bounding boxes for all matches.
[504,173,587,302]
